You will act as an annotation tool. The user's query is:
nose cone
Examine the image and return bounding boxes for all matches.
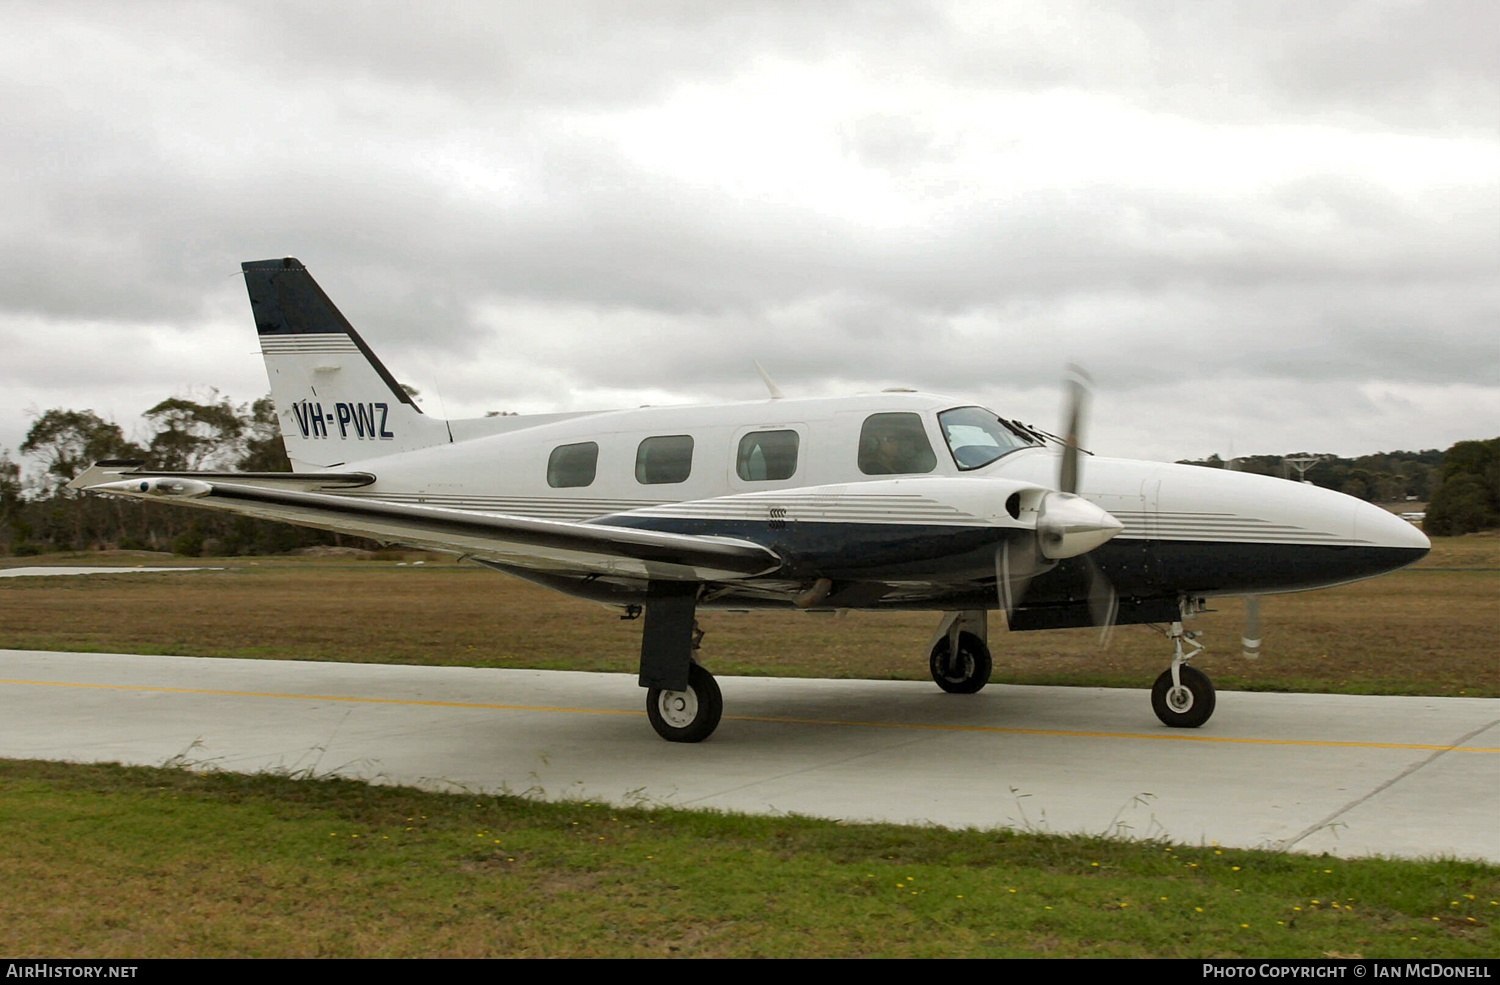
[1353,499,1431,555]
[1146,461,1433,593]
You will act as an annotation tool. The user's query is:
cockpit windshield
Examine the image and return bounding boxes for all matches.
[938,406,1037,470]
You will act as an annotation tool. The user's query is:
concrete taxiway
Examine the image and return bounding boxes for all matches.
[2,648,1496,863]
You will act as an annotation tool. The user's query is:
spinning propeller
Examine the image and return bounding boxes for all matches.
[1223,454,1263,659]
[997,366,1122,641]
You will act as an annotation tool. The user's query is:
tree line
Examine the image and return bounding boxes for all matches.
[1175,449,1442,502]
[0,394,350,557]
[1421,438,1500,536]
[1176,440,1499,536]
[2,395,1497,556]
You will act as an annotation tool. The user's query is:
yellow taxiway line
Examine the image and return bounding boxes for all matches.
[3,677,1497,753]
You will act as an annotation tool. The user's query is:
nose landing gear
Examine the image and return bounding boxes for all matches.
[1150,614,1215,728]
[930,632,993,694]
[926,611,993,694]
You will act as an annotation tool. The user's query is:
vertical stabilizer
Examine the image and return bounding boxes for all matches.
[242,258,451,469]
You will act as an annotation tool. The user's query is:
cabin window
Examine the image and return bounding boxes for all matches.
[547,442,598,488]
[737,430,799,481]
[858,412,937,475]
[636,434,694,484]
[938,406,1033,470]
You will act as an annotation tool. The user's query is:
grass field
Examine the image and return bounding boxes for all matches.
[1,759,1495,958]
[1,534,1496,957]
[2,532,1496,697]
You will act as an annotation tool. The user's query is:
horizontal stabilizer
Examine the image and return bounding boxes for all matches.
[68,462,375,494]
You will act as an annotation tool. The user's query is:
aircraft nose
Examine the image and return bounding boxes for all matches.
[1353,498,1431,554]
[1146,460,1431,593]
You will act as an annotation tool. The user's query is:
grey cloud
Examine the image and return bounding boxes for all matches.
[0,1,1495,464]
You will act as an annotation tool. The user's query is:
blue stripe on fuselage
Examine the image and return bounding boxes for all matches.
[590,515,1427,601]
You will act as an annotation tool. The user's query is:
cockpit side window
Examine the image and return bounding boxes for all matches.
[938,406,1032,470]
[858,412,937,475]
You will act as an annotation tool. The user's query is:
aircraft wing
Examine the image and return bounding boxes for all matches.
[72,468,781,582]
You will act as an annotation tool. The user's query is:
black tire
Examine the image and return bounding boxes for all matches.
[646,663,723,743]
[1151,665,1216,728]
[929,632,993,694]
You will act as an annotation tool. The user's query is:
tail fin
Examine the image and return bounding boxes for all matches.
[242,258,451,469]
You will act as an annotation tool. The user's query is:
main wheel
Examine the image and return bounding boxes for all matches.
[1151,665,1216,728]
[646,663,724,743]
[929,632,993,694]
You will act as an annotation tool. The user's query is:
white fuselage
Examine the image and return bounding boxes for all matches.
[303,390,1427,606]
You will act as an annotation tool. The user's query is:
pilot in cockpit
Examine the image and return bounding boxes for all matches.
[860,415,934,475]
[867,432,909,474]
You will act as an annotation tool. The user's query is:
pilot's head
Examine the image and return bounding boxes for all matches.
[872,431,909,471]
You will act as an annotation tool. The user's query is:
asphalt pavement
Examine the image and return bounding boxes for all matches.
[2,648,1496,863]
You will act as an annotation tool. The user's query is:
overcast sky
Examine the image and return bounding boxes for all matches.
[2,0,1496,474]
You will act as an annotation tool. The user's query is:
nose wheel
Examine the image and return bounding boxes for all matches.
[929,631,993,694]
[646,662,723,742]
[1150,618,1215,728]
[1151,664,1215,727]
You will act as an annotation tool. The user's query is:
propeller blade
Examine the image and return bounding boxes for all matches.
[1242,596,1262,659]
[1000,364,1125,634]
[1057,364,1092,494]
[996,537,1042,619]
[1084,555,1119,648]
[998,541,1015,616]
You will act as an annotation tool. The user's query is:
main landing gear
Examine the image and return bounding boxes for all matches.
[635,584,728,743]
[927,611,993,694]
[1150,614,1216,728]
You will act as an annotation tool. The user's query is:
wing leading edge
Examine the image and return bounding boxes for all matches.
[74,467,781,582]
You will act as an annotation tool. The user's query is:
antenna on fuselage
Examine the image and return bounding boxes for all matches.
[753,360,785,400]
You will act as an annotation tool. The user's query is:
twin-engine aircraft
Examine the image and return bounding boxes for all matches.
[74,258,1431,742]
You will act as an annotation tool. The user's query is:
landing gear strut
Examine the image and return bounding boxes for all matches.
[638,584,724,742]
[1150,614,1216,728]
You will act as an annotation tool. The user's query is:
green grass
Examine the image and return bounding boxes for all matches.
[0,759,1495,958]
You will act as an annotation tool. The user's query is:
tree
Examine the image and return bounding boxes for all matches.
[236,395,292,472]
[1426,473,1495,536]
[0,450,22,548]
[0,450,19,509]
[143,394,244,471]
[1425,438,1500,536]
[20,409,144,494]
